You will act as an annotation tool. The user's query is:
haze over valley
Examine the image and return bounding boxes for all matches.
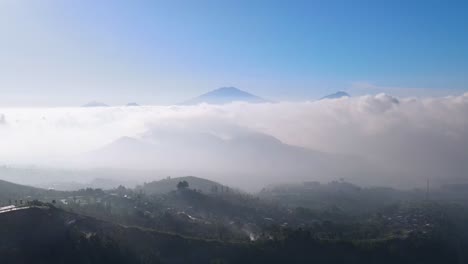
[1,88,467,190]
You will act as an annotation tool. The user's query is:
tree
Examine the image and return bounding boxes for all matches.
[177,180,189,189]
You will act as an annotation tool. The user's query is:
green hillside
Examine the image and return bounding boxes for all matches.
[137,176,227,195]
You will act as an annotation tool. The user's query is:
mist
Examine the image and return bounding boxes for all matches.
[0,93,467,190]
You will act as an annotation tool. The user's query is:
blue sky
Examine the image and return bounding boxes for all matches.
[0,0,467,106]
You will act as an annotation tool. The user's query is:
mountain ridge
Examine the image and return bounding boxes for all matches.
[82,101,109,107]
[182,87,267,105]
[320,91,350,100]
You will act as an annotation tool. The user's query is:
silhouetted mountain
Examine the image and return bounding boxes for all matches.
[0,206,143,263]
[183,87,267,105]
[0,179,51,200]
[126,102,139,106]
[80,129,378,190]
[320,91,350,100]
[81,101,109,107]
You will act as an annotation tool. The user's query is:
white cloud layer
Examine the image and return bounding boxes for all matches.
[0,93,467,189]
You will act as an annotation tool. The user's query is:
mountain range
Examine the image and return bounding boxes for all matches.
[82,88,351,106]
[77,128,380,190]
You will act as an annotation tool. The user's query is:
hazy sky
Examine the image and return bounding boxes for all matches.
[1,0,467,106]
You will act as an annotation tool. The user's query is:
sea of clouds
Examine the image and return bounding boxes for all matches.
[0,93,467,188]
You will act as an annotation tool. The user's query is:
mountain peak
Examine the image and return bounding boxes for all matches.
[82,101,109,107]
[320,91,350,100]
[182,87,266,105]
[209,86,245,94]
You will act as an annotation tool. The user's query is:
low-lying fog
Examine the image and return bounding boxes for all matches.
[0,93,467,191]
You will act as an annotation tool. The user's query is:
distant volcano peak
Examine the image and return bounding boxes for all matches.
[209,86,246,93]
[182,87,267,105]
[320,91,350,100]
[81,101,109,107]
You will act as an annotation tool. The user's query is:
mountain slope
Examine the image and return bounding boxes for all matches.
[138,176,226,194]
[82,101,109,107]
[80,129,378,190]
[0,179,52,201]
[0,206,142,264]
[1,205,461,264]
[183,87,267,105]
[320,91,350,100]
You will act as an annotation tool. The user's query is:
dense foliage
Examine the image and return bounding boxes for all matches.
[1,177,468,263]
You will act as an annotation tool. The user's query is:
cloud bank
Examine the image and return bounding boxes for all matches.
[0,93,467,189]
